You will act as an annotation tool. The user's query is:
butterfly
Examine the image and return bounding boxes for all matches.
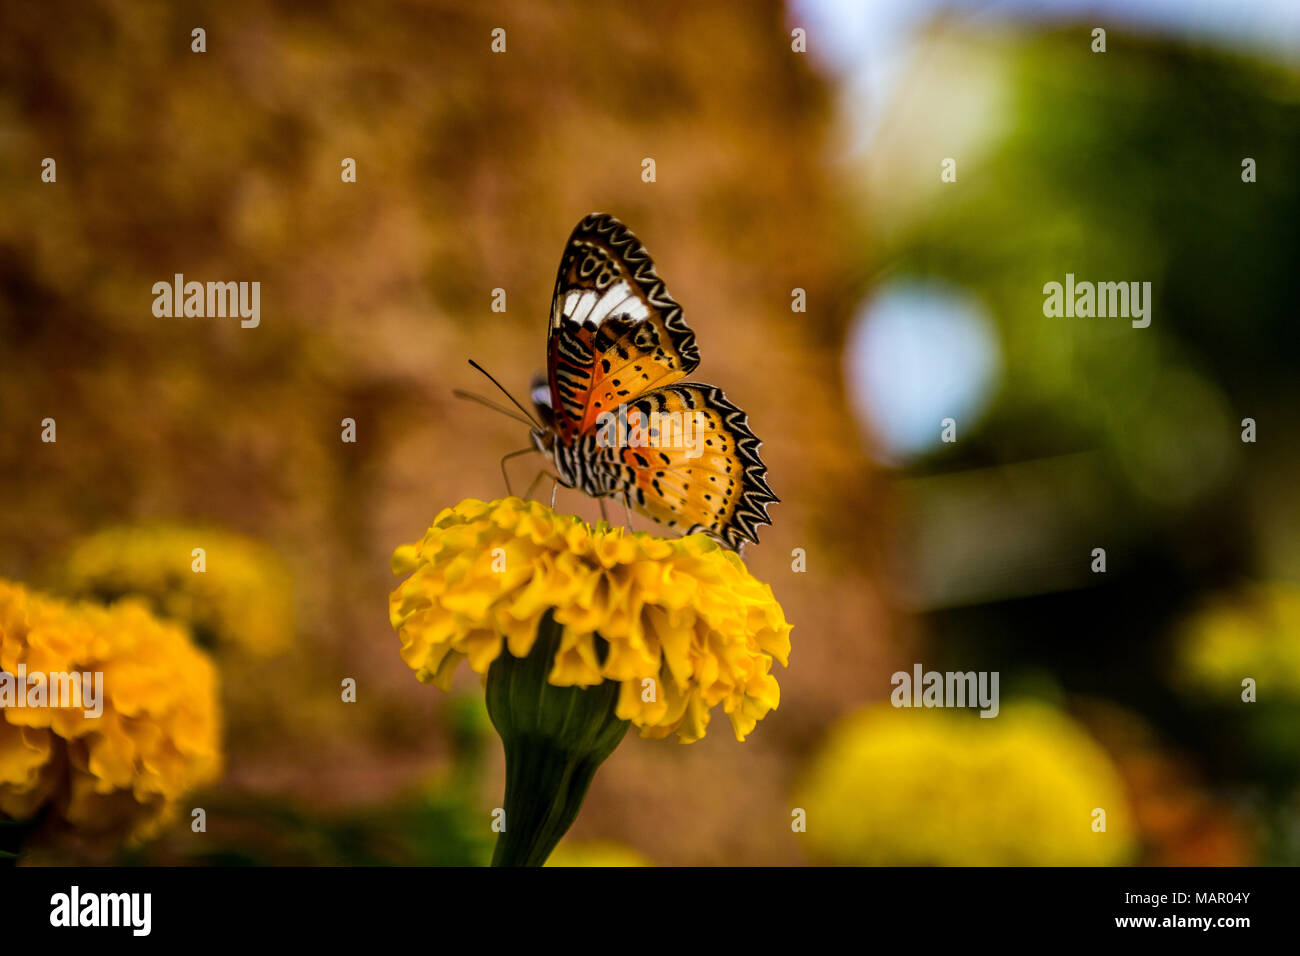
[464,213,777,552]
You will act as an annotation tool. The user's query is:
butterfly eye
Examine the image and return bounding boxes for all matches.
[529,376,551,408]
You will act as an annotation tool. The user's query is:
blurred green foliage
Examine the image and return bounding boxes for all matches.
[868,27,1300,862]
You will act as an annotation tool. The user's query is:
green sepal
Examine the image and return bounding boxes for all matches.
[0,815,40,867]
[485,610,629,867]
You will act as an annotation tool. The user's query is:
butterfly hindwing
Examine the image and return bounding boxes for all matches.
[590,383,776,551]
[547,213,700,442]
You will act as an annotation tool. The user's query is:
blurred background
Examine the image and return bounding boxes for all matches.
[1,0,1297,865]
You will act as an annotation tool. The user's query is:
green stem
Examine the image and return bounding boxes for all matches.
[486,611,629,867]
[0,814,42,867]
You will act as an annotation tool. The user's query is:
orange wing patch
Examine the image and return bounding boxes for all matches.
[598,384,777,551]
[547,214,699,442]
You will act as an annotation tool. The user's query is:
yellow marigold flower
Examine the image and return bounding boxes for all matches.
[545,840,650,867]
[389,497,791,743]
[0,579,222,845]
[797,702,1133,866]
[1177,583,1300,697]
[52,523,293,656]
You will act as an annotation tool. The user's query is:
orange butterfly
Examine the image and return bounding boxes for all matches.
[466,213,776,551]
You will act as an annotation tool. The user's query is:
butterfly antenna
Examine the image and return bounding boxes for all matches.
[452,389,536,428]
[467,359,541,428]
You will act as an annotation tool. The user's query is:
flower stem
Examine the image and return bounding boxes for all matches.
[485,611,629,866]
[0,814,41,867]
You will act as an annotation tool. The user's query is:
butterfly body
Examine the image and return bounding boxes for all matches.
[526,213,777,551]
[530,424,627,497]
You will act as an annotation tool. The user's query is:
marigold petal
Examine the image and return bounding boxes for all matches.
[389,498,791,742]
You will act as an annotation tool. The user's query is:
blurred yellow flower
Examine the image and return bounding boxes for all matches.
[389,497,791,743]
[0,579,222,842]
[797,702,1133,865]
[545,840,650,867]
[53,523,293,656]
[1177,582,1300,697]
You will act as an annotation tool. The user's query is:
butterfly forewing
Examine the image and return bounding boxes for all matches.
[547,213,700,442]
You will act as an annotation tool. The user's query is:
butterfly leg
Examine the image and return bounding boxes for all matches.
[598,498,609,524]
[551,479,559,509]
[499,447,537,497]
[523,469,548,502]
[623,492,634,531]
